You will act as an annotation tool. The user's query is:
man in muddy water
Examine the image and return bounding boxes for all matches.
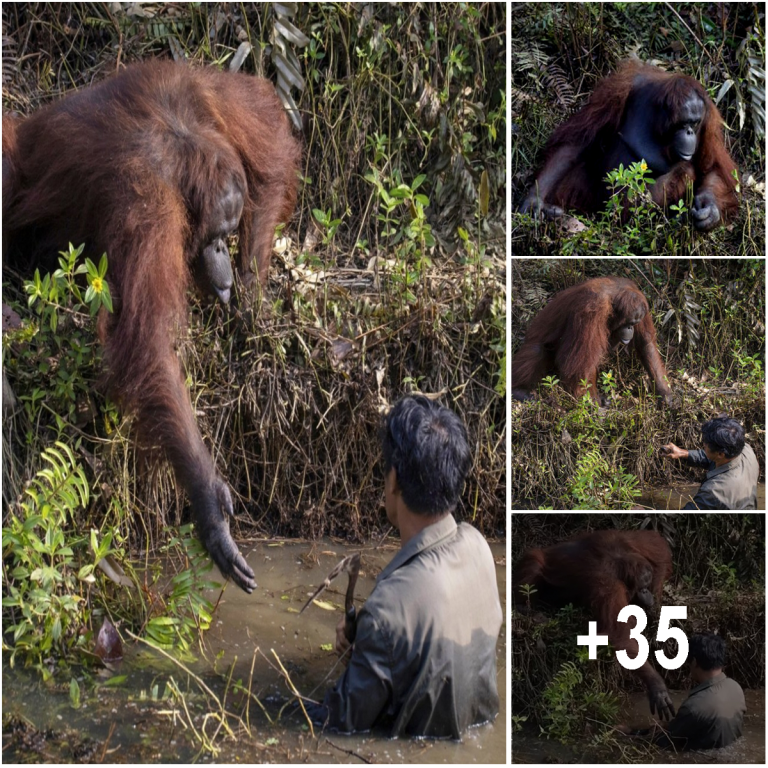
[305,394,502,738]
[618,632,746,750]
[661,416,758,509]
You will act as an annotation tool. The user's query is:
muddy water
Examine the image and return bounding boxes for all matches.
[618,690,765,763]
[640,482,766,510]
[512,689,764,764]
[2,537,506,764]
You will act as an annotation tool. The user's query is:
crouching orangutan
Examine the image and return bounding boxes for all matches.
[3,60,301,592]
[513,529,675,720]
[511,276,673,406]
[520,61,738,231]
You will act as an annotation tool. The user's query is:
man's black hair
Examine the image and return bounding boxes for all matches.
[701,416,745,458]
[689,632,726,671]
[381,395,471,516]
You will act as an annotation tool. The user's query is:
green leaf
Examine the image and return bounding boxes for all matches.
[148,616,180,627]
[479,169,489,217]
[100,675,128,687]
[69,678,81,708]
[101,285,113,313]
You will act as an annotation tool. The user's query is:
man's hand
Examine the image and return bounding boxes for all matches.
[335,615,352,664]
[660,443,687,460]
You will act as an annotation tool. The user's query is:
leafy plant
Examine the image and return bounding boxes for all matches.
[145,525,218,651]
[568,448,641,509]
[2,443,94,675]
[540,659,618,742]
[312,207,344,245]
[599,370,617,400]
[6,243,113,430]
[26,242,113,328]
[4,253,223,672]
[365,168,436,304]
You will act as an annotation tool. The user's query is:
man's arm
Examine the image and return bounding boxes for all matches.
[618,703,700,750]
[661,443,714,469]
[319,609,394,733]
[652,704,703,750]
[684,448,714,469]
[661,444,719,510]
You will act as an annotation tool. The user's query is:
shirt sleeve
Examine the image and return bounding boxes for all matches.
[686,449,713,469]
[681,450,722,509]
[321,607,394,732]
[653,703,702,749]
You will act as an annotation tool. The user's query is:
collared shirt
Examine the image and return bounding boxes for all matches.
[655,673,746,750]
[683,444,759,510]
[319,514,502,738]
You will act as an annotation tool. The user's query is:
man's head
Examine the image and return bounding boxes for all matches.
[701,416,745,461]
[381,395,471,518]
[688,632,726,682]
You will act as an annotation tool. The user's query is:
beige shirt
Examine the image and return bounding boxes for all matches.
[321,514,502,738]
